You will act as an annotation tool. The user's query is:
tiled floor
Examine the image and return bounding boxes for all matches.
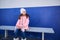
[0,36,42,40]
[1,38,41,40]
[0,35,47,40]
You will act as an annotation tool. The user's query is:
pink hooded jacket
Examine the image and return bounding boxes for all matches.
[16,16,29,29]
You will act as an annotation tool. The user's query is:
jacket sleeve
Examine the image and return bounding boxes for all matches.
[16,19,22,28]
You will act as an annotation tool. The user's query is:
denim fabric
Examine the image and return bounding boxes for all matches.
[14,29,26,39]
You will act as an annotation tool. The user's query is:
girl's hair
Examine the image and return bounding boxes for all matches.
[18,13,29,19]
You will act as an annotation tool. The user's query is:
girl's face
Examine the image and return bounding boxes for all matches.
[22,11,26,15]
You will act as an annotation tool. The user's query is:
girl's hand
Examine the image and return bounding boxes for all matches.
[21,28,25,32]
[26,28,29,31]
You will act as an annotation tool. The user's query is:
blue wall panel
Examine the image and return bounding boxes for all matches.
[0,6,60,40]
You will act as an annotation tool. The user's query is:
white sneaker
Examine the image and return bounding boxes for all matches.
[21,38,24,40]
[24,38,26,40]
[13,38,19,40]
[13,38,16,40]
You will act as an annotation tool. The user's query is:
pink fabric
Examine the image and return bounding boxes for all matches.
[16,16,29,29]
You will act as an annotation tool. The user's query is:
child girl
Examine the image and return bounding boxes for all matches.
[14,8,29,40]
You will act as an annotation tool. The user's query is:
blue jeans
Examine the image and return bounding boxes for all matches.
[14,29,26,39]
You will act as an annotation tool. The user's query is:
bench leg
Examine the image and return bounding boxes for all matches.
[5,30,7,38]
[42,32,44,40]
